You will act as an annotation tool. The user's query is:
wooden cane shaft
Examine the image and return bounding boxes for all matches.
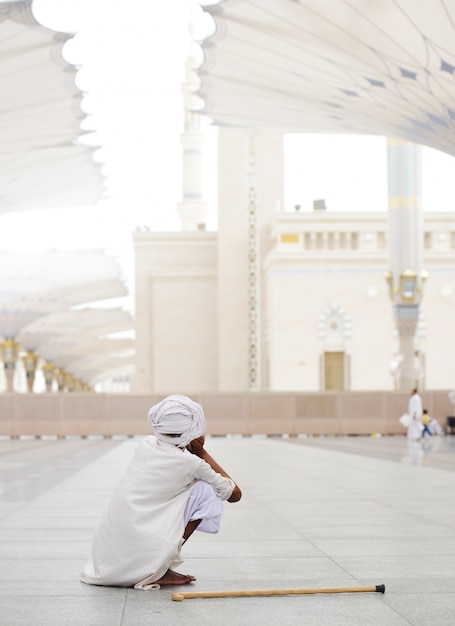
[172,584,384,601]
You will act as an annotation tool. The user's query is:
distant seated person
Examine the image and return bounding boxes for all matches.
[428,414,443,436]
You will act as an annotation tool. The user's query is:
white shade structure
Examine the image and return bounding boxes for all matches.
[0,0,103,213]
[0,250,134,388]
[0,249,128,338]
[199,0,455,154]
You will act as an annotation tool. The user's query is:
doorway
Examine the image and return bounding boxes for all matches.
[323,351,345,391]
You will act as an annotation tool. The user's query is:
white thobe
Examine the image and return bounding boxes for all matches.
[80,435,235,588]
[407,393,423,439]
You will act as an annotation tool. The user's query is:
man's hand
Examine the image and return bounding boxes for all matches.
[187,436,205,457]
[187,436,242,502]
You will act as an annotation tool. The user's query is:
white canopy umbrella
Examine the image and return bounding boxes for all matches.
[199,0,455,155]
[0,0,103,213]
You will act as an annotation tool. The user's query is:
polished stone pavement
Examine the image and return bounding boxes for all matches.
[0,433,454,626]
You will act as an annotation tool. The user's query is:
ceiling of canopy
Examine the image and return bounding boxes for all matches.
[0,0,103,214]
[199,0,455,156]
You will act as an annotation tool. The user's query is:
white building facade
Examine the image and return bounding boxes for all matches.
[133,129,455,394]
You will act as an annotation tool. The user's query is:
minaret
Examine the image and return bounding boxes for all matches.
[176,13,208,230]
[385,138,427,390]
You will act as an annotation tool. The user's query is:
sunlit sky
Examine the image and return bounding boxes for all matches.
[2,0,455,302]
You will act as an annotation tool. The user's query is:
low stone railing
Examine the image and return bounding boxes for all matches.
[0,391,452,438]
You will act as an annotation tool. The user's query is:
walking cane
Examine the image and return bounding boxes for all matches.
[172,583,386,601]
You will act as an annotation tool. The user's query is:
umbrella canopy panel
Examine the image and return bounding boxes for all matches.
[0,0,103,213]
[0,249,130,344]
[199,0,455,155]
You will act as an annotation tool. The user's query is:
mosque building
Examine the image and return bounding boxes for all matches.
[132,2,455,397]
[2,1,455,436]
[133,129,455,395]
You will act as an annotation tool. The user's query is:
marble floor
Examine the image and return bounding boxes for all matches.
[0,433,454,625]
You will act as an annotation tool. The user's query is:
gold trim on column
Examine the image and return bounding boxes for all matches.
[388,195,422,210]
[387,137,413,148]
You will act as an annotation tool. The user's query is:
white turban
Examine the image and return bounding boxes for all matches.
[147,394,206,448]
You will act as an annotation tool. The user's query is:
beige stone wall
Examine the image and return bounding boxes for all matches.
[216,128,284,390]
[133,231,218,393]
[266,262,395,390]
[0,391,451,437]
[217,128,251,390]
[422,285,455,389]
[265,211,455,391]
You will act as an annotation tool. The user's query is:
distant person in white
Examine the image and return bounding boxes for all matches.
[407,388,423,440]
[81,394,242,589]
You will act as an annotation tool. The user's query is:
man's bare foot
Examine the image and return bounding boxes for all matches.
[154,569,196,586]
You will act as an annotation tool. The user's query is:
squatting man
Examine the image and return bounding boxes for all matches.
[81,394,242,589]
